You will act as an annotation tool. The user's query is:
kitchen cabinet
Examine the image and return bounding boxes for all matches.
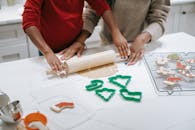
[165,3,195,36]
[0,23,28,62]
[179,4,195,36]
[27,37,39,57]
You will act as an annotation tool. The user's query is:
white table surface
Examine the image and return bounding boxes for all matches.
[0,32,195,130]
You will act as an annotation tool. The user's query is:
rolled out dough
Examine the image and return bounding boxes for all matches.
[78,63,118,78]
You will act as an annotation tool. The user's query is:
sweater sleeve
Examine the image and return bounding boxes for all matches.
[143,0,170,41]
[83,3,101,34]
[86,0,110,16]
[22,0,44,31]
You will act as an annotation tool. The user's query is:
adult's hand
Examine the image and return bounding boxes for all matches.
[127,32,151,65]
[127,39,145,65]
[60,41,85,60]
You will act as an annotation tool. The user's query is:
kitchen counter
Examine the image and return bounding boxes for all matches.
[0,32,195,130]
[171,0,195,5]
[0,0,195,25]
[0,4,23,25]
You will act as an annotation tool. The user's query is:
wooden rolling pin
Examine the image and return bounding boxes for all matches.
[67,50,117,74]
[47,50,123,76]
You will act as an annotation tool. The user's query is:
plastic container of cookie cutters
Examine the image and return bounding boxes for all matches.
[24,112,47,130]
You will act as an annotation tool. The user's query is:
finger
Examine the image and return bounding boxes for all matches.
[120,46,126,59]
[125,42,129,50]
[51,63,58,72]
[61,63,67,70]
[128,50,136,62]
[140,50,144,58]
[125,44,130,57]
[128,53,136,65]
[64,49,76,60]
[123,41,129,52]
[57,62,63,72]
[49,63,55,71]
[126,44,131,56]
[50,66,55,72]
[55,58,63,71]
[77,48,84,57]
[61,49,72,60]
[133,52,142,63]
[118,47,123,59]
[122,45,128,59]
[60,50,69,60]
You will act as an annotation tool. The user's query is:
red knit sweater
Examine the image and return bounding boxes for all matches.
[22,0,110,52]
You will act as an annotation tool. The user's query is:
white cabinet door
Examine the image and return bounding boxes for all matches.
[0,44,28,62]
[0,24,28,62]
[166,3,195,36]
[27,36,39,57]
[178,3,195,36]
[165,5,181,34]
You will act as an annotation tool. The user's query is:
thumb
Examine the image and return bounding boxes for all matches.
[77,48,84,57]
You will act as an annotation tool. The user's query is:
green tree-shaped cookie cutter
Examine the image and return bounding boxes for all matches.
[95,88,116,102]
[108,75,132,88]
[85,80,104,91]
[120,89,142,102]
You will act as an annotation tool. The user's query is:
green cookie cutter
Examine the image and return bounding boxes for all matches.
[95,88,116,102]
[85,80,104,91]
[108,75,132,88]
[120,89,142,102]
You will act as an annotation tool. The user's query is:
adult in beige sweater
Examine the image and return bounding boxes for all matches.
[62,0,170,65]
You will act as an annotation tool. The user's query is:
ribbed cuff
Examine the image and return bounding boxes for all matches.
[143,23,164,41]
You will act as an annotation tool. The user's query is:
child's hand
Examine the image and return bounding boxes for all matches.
[60,41,85,60]
[44,51,64,72]
[112,30,129,59]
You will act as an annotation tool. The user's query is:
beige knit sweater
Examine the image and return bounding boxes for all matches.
[83,0,170,44]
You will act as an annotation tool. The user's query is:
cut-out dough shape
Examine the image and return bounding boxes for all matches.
[163,80,176,86]
[108,75,132,88]
[176,61,186,70]
[167,77,182,82]
[95,88,116,102]
[167,54,180,60]
[186,59,195,64]
[50,102,74,113]
[185,65,192,70]
[156,57,168,66]
[178,70,195,78]
[186,73,195,78]
[178,69,186,75]
[157,67,175,76]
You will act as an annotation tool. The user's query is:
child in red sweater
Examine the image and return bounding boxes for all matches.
[23,0,128,72]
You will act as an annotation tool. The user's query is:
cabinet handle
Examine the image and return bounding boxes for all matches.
[182,11,186,15]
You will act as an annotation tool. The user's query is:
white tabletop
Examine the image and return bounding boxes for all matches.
[0,32,195,130]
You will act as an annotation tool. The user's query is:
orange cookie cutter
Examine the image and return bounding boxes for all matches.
[23,112,47,130]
